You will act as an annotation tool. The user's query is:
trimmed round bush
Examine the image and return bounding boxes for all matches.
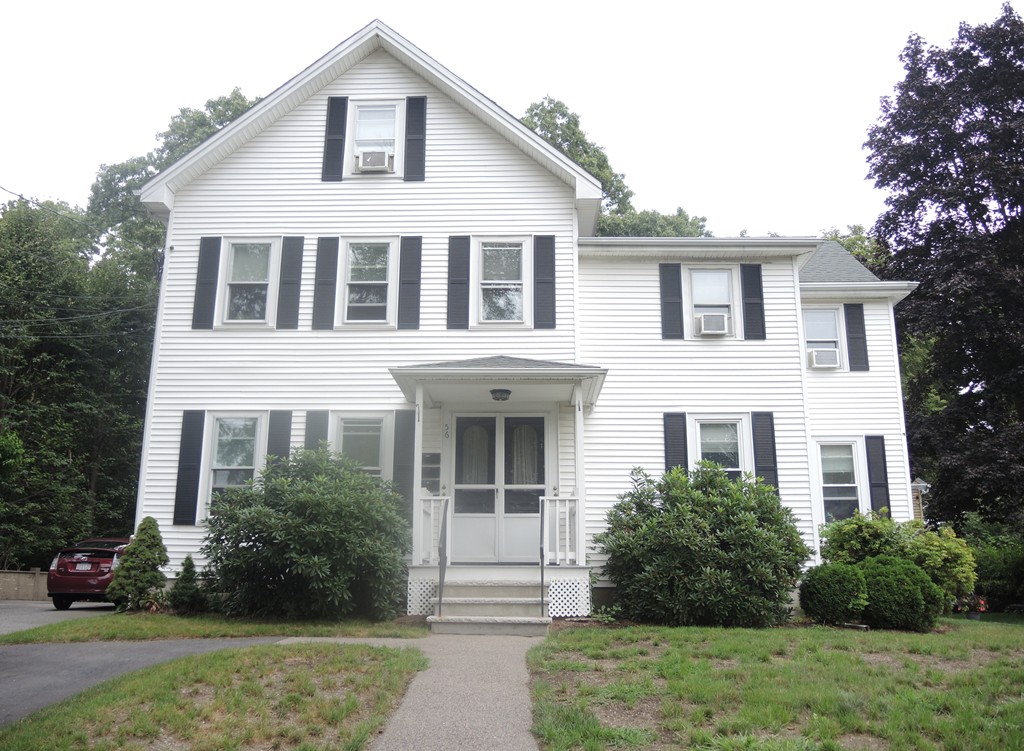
[597,464,811,628]
[859,555,943,632]
[799,563,868,625]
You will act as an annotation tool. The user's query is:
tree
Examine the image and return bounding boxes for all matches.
[865,4,1024,529]
[598,207,711,238]
[106,516,169,610]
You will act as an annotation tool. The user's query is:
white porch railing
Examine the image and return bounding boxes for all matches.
[543,496,580,566]
[418,496,451,565]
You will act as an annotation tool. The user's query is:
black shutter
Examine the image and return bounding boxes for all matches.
[276,237,304,330]
[534,235,556,329]
[398,237,422,330]
[865,436,890,513]
[173,411,206,525]
[304,411,329,449]
[312,238,338,330]
[447,236,471,329]
[664,413,688,471]
[752,412,779,489]
[192,237,221,329]
[659,263,683,339]
[321,97,348,181]
[741,264,766,340]
[267,410,293,461]
[393,410,416,521]
[845,304,869,371]
[404,96,426,182]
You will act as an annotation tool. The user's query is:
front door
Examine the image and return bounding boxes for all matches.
[451,415,546,562]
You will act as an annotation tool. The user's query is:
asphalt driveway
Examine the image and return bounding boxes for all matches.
[0,599,116,636]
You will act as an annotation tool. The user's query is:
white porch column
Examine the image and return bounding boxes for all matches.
[573,384,587,562]
[412,383,424,561]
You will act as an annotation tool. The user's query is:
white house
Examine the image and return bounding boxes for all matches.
[136,20,917,631]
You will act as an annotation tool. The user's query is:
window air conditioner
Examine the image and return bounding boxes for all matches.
[357,150,391,172]
[696,313,729,336]
[808,348,841,368]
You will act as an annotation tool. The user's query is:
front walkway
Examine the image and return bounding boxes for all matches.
[283,634,542,751]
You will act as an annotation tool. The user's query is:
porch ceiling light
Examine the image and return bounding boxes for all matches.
[490,388,512,402]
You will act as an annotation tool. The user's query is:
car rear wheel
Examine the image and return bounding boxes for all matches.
[52,595,73,610]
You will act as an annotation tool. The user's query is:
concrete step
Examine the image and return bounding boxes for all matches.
[433,597,548,618]
[440,581,545,599]
[427,615,551,636]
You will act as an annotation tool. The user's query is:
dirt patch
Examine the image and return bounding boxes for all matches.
[838,732,889,750]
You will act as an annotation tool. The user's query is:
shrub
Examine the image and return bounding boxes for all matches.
[167,554,209,615]
[859,555,943,632]
[799,563,868,625]
[597,464,811,628]
[106,516,169,611]
[201,447,410,620]
[820,513,976,609]
[958,513,1024,609]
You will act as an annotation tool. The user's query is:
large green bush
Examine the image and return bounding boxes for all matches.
[820,513,976,607]
[799,563,868,626]
[859,555,944,632]
[106,516,169,611]
[597,464,811,628]
[958,513,1024,609]
[201,447,409,620]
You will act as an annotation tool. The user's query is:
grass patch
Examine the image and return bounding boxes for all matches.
[531,615,1024,750]
[0,642,427,750]
[0,612,428,645]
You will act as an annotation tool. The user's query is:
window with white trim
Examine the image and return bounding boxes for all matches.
[221,239,279,324]
[351,101,401,174]
[335,414,394,480]
[472,238,534,326]
[343,239,397,323]
[816,440,870,522]
[803,308,843,369]
[211,416,262,496]
[690,268,734,336]
[688,414,751,478]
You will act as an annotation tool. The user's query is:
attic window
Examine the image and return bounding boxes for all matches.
[354,104,396,172]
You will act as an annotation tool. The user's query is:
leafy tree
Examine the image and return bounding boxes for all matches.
[865,4,1024,529]
[598,207,711,238]
[597,464,810,628]
[106,516,169,610]
[201,447,410,620]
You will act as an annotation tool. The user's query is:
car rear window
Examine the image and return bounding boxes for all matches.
[60,550,116,561]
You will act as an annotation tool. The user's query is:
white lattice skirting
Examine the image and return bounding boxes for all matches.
[406,577,591,617]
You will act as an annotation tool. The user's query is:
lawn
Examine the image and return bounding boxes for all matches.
[529,616,1024,751]
[0,642,427,751]
[0,612,428,644]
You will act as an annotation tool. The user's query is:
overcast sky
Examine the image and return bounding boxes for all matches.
[1,0,1015,237]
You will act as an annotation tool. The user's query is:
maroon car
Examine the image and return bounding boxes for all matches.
[47,538,131,610]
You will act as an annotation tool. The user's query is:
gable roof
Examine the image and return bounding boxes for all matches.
[799,241,879,283]
[139,20,603,230]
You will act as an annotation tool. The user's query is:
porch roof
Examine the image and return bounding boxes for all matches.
[389,356,607,408]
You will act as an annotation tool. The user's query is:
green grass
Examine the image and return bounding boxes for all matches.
[0,612,428,644]
[0,642,427,750]
[530,615,1024,750]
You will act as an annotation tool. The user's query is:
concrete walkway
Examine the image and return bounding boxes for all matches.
[283,634,543,751]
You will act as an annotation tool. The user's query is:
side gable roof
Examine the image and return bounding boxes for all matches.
[799,241,879,283]
[139,19,603,229]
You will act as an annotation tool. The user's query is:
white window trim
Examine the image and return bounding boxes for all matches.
[330,412,395,482]
[686,266,742,339]
[471,236,534,328]
[199,411,268,521]
[814,437,871,522]
[216,237,281,328]
[346,99,406,178]
[802,306,849,371]
[685,413,753,475]
[338,237,400,328]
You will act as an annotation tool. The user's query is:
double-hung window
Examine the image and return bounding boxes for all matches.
[353,103,397,173]
[691,269,732,336]
[804,309,842,368]
[225,242,273,322]
[480,241,525,322]
[336,415,392,480]
[697,420,743,479]
[819,443,861,521]
[345,241,392,322]
[211,416,260,496]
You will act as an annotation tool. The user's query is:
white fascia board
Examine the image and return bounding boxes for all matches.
[800,281,919,304]
[389,365,607,407]
[579,236,821,261]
